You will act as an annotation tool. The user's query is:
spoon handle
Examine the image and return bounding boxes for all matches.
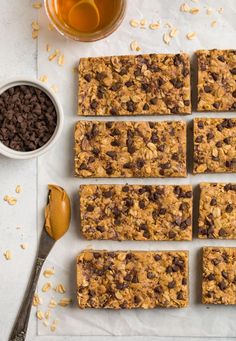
[8,256,45,341]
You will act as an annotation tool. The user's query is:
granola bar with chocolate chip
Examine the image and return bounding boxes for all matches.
[74,121,187,177]
[80,185,193,240]
[202,247,236,305]
[78,53,191,116]
[197,49,236,111]
[77,250,189,309]
[198,183,236,239]
[193,118,236,174]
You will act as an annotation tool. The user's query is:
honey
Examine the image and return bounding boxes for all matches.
[52,0,123,34]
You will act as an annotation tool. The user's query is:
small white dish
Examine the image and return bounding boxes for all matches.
[0,77,63,159]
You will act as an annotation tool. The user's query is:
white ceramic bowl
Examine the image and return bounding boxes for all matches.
[0,78,63,159]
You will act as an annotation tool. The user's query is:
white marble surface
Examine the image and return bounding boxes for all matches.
[0,1,235,340]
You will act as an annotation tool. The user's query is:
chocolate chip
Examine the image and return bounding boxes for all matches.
[232,91,236,98]
[219,228,227,237]
[179,202,188,211]
[226,204,233,213]
[103,190,112,198]
[218,280,227,291]
[122,186,129,193]
[154,254,161,261]
[207,273,215,281]
[168,280,176,289]
[126,100,136,112]
[212,258,220,266]
[125,80,134,87]
[123,162,133,169]
[184,100,190,106]
[106,151,117,159]
[143,230,151,238]
[197,120,204,129]
[84,74,92,82]
[96,226,105,233]
[173,54,183,66]
[222,271,228,279]
[125,198,134,207]
[110,82,121,91]
[195,135,203,143]
[96,71,106,81]
[150,97,157,105]
[170,79,183,89]
[217,55,225,62]
[177,292,184,300]
[86,204,94,212]
[166,265,173,274]
[119,67,128,76]
[111,139,120,146]
[147,271,155,279]
[182,278,187,285]
[143,103,149,111]
[151,132,159,143]
[154,285,163,294]
[124,273,132,281]
[106,166,113,175]
[110,107,118,115]
[139,200,145,209]
[90,99,99,111]
[211,72,219,81]
[207,132,214,141]
[213,102,220,109]
[136,158,145,169]
[168,231,176,239]
[230,68,236,75]
[210,198,217,206]
[216,141,223,148]
[204,85,212,93]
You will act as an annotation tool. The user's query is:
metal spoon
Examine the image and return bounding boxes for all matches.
[9,185,71,341]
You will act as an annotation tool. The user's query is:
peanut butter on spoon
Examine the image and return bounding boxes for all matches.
[45,184,71,240]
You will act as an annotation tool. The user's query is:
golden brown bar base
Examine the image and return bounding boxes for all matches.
[80,185,193,240]
[202,247,236,305]
[74,121,187,177]
[77,250,189,309]
[197,49,236,112]
[78,53,191,116]
[198,183,236,239]
[193,118,236,174]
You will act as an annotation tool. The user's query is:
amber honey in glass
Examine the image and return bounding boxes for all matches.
[45,0,127,41]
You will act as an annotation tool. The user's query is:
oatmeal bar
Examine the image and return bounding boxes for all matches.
[202,247,236,305]
[198,183,236,239]
[193,118,236,174]
[80,185,193,240]
[78,53,191,116]
[197,49,236,111]
[77,250,189,309]
[74,121,187,177]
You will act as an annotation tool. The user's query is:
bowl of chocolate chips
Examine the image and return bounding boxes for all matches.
[0,78,63,159]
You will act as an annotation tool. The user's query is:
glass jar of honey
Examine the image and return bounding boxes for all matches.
[44,0,127,42]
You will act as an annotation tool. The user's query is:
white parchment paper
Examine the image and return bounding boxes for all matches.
[37,0,236,337]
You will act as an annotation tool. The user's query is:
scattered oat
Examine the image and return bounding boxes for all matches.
[42,282,52,293]
[32,1,42,9]
[43,320,49,327]
[211,20,217,28]
[186,31,196,40]
[48,23,54,31]
[164,22,173,29]
[32,30,39,39]
[43,268,55,278]
[191,0,199,2]
[50,320,59,332]
[54,283,66,294]
[218,7,224,14]
[4,250,12,260]
[39,75,48,83]
[59,297,72,307]
[44,310,51,320]
[149,22,160,30]
[163,32,171,45]
[46,44,51,52]
[51,85,58,93]
[180,3,190,12]
[31,21,40,31]
[20,243,28,250]
[129,19,139,28]
[15,185,22,194]
[169,27,179,38]
[4,195,17,205]
[36,310,44,320]
[190,7,200,14]
[48,50,59,61]
[130,40,141,52]
[58,54,65,66]
[206,7,213,15]
[140,19,147,28]
[48,298,57,308]
[33,293,42,307]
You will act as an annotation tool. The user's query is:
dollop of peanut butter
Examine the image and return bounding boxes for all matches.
[45,184,71,240]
